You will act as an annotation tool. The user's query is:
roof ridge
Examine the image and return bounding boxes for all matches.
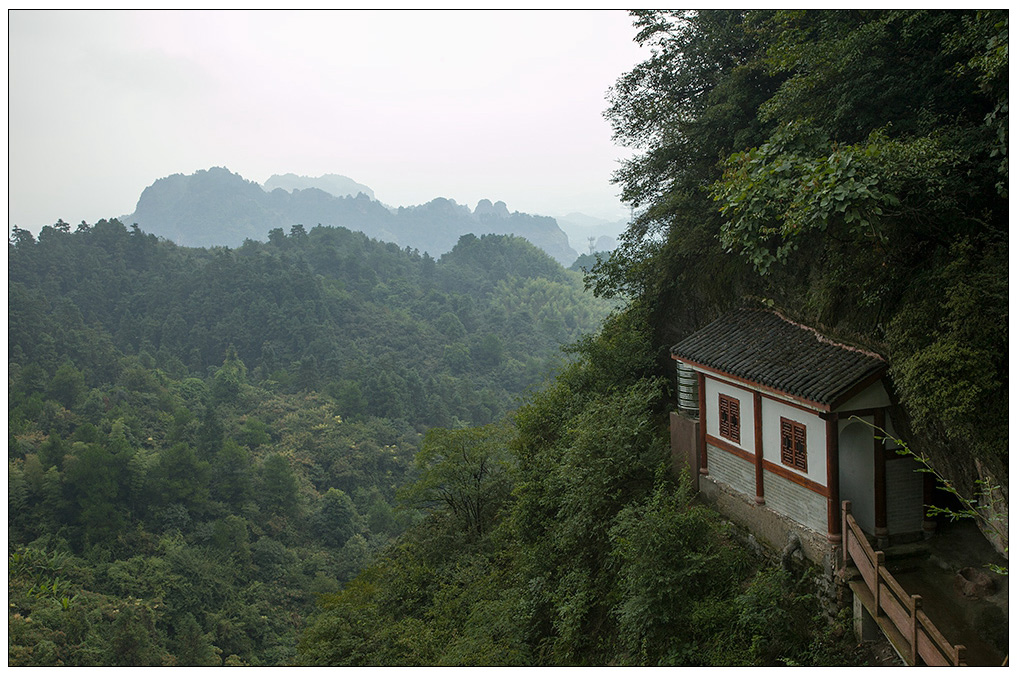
[766,309,885,362]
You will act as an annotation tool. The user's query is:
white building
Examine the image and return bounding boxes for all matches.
[670,308,930,562]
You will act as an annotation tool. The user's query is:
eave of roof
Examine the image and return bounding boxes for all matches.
[671,308,886,411]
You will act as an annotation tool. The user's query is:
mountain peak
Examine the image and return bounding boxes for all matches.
[126,167,577,264]
[263,173,375,200]
[474,199,510,218]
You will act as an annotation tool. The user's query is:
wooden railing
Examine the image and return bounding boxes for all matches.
[840,500,967,666]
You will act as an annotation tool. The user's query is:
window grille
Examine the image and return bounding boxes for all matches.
[780,417,807,471]
[719,394,740,443]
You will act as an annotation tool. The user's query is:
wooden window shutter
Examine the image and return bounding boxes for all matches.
[780,417,807,471]
[719,394,739,443]
[793,423,807,471]
[780,418,794,465]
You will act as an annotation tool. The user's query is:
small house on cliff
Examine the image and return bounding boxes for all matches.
[670,308,931,564]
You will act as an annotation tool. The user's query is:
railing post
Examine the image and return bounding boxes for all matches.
[873,551,884,618]
[840,500,852,575]
[955,645,967,667]
[910,595,922,665]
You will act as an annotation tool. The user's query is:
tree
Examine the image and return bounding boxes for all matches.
[196,406,224,457]
[63,442,129,549]
[258,454,300,518]
[609,472,749,663]
[148,442,212,519]
[38,433,67,471]
[211,344,247,405]
[10,225,36,247]
[600,9,1008,496]
[312,488,361,548]
[402,424,513,538]
[471,334,504,370]
[106,603,166,666]
[172,612,222,666]
[47,362,86,410]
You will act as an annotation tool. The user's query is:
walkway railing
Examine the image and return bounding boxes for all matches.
[840,500,967,666]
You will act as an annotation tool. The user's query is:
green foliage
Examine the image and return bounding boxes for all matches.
[402,424,514,539]
[692,568,856,666]
[313,488,361,548]
[211,344,248,405]
[106,603,167,666]
[171,612,222,666]
[887,238,1007,459]
[258,454,300,518]
[609,471,751,664]
[714,124,912,274]
[17,11,1005,665]
[210,439,255,508]
[298,307,860,666]
[9,219,612,665]
[599,8,1007,500]
[48,362,87,410]
[148,442,211,518]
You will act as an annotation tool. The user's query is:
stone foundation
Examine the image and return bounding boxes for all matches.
[698,473,839,575]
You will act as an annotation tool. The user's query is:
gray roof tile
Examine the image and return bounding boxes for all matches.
[671,309,885,408]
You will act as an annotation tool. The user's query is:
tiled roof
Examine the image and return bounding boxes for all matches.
[671,308,885,408]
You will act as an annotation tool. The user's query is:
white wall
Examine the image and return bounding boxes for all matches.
[835,380,890,411]
[839,419,875,533]
[703,373,828,488]
[703,376,756,454]
[761,398,828,487]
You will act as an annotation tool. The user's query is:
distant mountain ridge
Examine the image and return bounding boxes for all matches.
[555,212,626,255]
[263,173,375,200]
[126,167,578,264]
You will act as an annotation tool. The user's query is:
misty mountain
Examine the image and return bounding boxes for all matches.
[556,212,627,254]
[263,172,376,200]
[126,167,578,264]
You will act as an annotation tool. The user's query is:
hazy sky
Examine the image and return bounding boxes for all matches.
[9,10,647,232]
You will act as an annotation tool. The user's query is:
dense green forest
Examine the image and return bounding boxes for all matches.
[594,9,1008,496]
[295,9,1006,666]
[298,313,863,665]
[8,221,612,665]
[9,8,1007,667]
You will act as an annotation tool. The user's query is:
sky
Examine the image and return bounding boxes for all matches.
[9,10,647,233]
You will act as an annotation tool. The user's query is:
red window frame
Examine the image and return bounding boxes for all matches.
[718,394,740,444]
[780,417,807,472]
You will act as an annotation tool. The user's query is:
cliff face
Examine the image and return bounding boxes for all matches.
[126,167,578,264]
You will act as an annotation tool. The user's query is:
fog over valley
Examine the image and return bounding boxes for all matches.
[9,9,1007,668]
[9,10,643,238]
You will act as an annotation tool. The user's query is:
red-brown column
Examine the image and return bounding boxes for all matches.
[873,409,889,538]
[698,372,708,475]
[826,414,841,543]
[753,391,764,504]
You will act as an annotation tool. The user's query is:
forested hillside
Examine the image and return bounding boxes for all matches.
[8,220,611,665]
[295,9,1006,667]
[9,8,1006,668]
[596,9,1008,526]
[298,309,864,666]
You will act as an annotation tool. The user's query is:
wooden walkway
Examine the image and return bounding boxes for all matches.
[840,501,967,666]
